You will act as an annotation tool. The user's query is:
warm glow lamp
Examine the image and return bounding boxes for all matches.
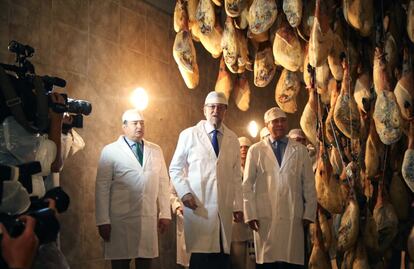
[248,121,258,138]
[130,87,149,110]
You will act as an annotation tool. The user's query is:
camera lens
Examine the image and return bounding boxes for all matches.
[67,99,92,115]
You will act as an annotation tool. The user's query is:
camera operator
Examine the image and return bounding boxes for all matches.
[31,113,84,269]
[0,215,39,269]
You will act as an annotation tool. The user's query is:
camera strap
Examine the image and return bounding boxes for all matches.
[33,76,49,132]
[0,65,38,132]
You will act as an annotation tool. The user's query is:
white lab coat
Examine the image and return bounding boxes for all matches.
[232,168,253,242]
[170,192,190,267]
[169,120,243,254]
[242,138,317,265]
[95,136,171,260]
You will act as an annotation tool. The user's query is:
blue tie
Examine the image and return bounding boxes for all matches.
[212,130,219,157]
[274,141,282,166]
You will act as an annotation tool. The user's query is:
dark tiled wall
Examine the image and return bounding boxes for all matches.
[0,0,304,268]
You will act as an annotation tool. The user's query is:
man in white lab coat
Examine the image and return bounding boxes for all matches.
[169,91,244,269]
[243,107,317,269]
[95,109,171,269]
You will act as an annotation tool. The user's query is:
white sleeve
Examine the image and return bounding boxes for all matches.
[157,149,172,219]
[169,131,192,199]
[232,141,243,212]
[169,184,183,213]
[242,147,258,222]
[95,147,113,225]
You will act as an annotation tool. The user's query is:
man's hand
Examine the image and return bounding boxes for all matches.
[233,211,244,223]
[98,224,111,242]
[0,215,39,269]
[247,219,260,231]
[48,92,66,115]
[181,193,198,210]
[158,219,171,234]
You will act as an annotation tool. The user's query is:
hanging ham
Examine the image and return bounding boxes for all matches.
[315,62,331,105]
[300,87,318,147]
[333,60,361,139]
[187,0,202,41]
[273,19,304,72]
[337,198,359,252]
[215,57,233,101]
[196,0,215,35]
[173,30,199,89]
[373,88,402,145]
[365,118,384,180]
[225,0,246,17]
[394,49,414,121]
[221,17,239,72]
[373,182,399,254]
[308,212,331,269]
[200,24,223,58]
[233,74,251,111]
[402,122,414,192]
[248,0,277,35]
[373,48,402,145]
[353,72,372,115]
[308,0,333,68]
[275,69,301,113]
[327,19,345,81]
[282,0,303,28]
[315,143,346,214]
[174,0,188,33]
[342,0,373,37]
[254,42,276,87]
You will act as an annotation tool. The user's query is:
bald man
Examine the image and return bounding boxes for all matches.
[95,109,171,269]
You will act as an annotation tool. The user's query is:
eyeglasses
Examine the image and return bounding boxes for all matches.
[205,104,227,111]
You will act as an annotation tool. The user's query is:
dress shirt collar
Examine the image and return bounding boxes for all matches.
[268,136,288,145]
[204,121,223,135]
[123,136,143,147]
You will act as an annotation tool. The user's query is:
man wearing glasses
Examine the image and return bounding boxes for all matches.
[169,91,244,269]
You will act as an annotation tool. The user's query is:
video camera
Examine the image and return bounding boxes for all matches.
[0,40,92,134]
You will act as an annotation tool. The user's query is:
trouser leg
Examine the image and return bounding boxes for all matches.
[277,262,304,269]
[190,252,230,269]
[256,262,276,269]
[134,257,152,269]
[230,241,247,269]
[111,259,131,269]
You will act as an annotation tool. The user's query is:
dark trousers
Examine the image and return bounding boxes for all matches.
[256,262,304,269]
[111,258,152,269]
[189,252,230,269]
